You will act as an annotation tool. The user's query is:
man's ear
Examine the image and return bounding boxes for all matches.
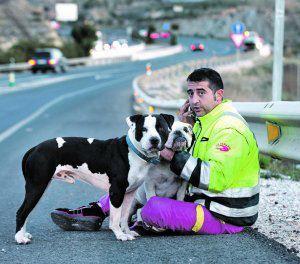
[215,89,224,103]
[160,114,175,129]
[126,114,143,128]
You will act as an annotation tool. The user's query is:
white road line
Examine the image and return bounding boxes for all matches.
[0,72,112,95]
[0,76,131,143]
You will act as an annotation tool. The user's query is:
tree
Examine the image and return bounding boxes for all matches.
[71,22,97,56]
[0,39,48,64]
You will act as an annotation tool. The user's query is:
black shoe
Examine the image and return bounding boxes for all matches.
[130,221,167,236]
[51,202,106,231]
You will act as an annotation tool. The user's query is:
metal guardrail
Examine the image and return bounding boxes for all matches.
[135,51,262,104]
[0,43,145,72]
[0,62,29,72]
[133,51,262,113]
[132,55,300,162]
[132,45,183,61]
[234,101,300,162]
[0,55,131,73]
[0,43,183,73]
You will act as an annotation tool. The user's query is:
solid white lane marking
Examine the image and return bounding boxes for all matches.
[0,72,112,95]
[0,76,131,143]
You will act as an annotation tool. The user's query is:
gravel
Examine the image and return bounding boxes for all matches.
[253,178,300,257]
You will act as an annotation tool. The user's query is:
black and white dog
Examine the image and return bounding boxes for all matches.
[129,121,193,218]
[15,113,174,244]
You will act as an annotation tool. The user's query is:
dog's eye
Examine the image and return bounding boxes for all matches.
[142,127,148,132]
[183,127,189,133]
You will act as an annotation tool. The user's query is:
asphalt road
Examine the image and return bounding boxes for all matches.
[0,39,299,264]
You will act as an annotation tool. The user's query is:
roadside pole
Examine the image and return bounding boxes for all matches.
[146,62,152,76]
[297,56,300,100]
[8,57,16,87]
[236,48,240,63]
[272,0,285,101]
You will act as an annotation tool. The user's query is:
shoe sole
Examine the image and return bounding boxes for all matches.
[51,211,102,231]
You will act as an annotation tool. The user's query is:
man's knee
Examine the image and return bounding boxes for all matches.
[144,196,171,209]
[142,196,160,214]
[141,196,172,219]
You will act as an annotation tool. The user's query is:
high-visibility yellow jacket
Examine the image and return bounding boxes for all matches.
[170,100,260,226]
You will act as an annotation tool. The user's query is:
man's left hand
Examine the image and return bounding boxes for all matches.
[160,148,175,161]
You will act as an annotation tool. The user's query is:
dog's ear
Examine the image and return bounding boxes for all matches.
[126,114,143,128]
[160,114,175,129]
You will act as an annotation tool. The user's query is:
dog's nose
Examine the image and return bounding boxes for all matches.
[150,137,159,146]
[174,130,182,137]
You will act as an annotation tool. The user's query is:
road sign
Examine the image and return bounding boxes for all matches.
[230,22,246,49]
[230,33,246,48]
[55,3,78,22]
[231,22,245,34]
[162,22,170,31]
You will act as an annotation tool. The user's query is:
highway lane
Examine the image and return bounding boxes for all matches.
[0,38,234,139]
[0,40,299,263]
[0,37,233,88]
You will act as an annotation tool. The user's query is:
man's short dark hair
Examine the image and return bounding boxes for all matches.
[187,68,224,92]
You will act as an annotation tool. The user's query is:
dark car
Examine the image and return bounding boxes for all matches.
[190,43,205,52]
[242,31,264,52]
[28,48,68,74]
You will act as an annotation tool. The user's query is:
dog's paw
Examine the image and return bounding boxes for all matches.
[15,231,31,244]
[24,232,33,239]
[127,230,140,237]
[116,232,136,241]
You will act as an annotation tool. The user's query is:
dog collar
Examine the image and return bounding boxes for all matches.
[126,135,160,165]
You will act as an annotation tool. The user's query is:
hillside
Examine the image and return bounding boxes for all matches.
[0,0,299,55]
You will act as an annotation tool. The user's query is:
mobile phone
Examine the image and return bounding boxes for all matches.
[188,106,197,120]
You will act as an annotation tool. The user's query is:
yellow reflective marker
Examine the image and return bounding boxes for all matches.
[149,106,154,113]
[266,121,281,144]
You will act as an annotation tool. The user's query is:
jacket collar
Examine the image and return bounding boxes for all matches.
[193,99,233,134]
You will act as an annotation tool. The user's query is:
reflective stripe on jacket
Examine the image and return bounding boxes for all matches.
[170,100,260,226]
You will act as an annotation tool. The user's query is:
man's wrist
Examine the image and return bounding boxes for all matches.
[170,151,191,176]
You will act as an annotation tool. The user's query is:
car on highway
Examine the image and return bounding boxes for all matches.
[243,31,264,52]
[28,48,68,74]
[190,43,205,52]
[149,31,171,40]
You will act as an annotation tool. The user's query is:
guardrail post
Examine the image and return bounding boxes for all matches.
[146,62,152,76]
[8,57,16,87]
[297,56,300,100]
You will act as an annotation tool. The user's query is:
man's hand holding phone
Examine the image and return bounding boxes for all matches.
[178,99,195,126]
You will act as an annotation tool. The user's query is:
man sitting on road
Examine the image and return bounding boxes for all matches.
[51,68,260,235]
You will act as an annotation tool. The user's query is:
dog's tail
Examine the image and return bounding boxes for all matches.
[22,147,35,178]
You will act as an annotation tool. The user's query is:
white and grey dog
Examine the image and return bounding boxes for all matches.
[129,121,194,217]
